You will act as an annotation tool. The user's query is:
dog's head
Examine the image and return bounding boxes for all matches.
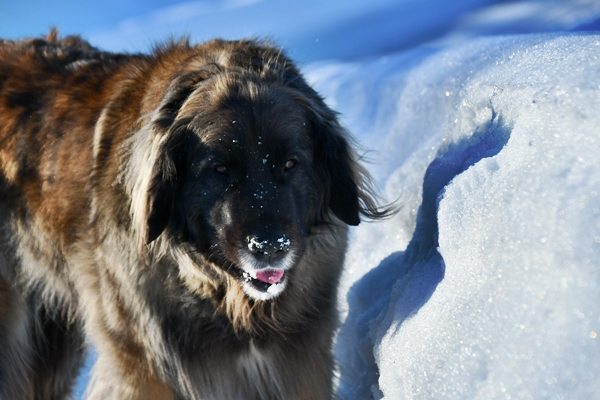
[134,40,384,301]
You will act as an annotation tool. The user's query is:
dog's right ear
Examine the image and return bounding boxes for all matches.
[306,109,362,226]
[293,90,395,227]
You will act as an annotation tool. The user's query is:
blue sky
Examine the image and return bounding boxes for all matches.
[3,0,600,64]
[1,0,182,39]
[4,0,477,62]
[7,0,599,64]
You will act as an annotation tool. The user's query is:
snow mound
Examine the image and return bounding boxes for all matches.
[307,33,600,399]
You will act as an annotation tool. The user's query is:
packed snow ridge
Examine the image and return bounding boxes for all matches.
[305,33,600,399]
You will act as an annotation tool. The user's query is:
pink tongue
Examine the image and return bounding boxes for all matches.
[254,269,284,284]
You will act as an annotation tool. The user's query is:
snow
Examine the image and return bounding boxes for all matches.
[307,33,600,399]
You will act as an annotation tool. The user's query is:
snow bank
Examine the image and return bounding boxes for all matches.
[305,33,600,399]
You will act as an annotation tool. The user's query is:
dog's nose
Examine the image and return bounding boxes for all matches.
[246,234,291,262]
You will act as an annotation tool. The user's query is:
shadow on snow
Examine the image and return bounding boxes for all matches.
[336,108,511,399]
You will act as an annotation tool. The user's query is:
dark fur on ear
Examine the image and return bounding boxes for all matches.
[145,135,182,243]
[296,93,394,226]
[307,111,361,225]
[145,67,221,243]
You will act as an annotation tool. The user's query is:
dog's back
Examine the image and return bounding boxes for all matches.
[0,32,123,400]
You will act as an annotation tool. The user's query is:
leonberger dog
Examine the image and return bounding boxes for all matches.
[0,31,387,399]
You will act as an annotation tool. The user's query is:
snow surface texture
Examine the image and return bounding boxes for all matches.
[307,33,600,399]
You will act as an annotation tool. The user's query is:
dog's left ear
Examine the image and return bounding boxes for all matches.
[306,107,361,226]
[146,146,178,243]
[143,68,219,243]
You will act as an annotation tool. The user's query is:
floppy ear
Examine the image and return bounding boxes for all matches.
[145,145,179,243]
[143,68,219,243]
[307,108,361,226]
[322,131,361,226]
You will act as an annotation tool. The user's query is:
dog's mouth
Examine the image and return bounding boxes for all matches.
[241,268,286,293]
[221,257,291,301]
[233,251,295,301]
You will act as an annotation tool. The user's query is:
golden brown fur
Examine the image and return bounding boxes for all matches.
[0,31,388,399]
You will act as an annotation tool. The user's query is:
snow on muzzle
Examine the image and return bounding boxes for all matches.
[238,235,294,300]
[246,235,291,255]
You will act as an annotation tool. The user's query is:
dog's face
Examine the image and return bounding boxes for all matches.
[180,78,317,301]
[146,72,361,301]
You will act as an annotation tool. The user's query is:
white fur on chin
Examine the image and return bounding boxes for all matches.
[237,250,296,301]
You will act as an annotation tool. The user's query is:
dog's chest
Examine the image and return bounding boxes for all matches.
[235,340,283,394]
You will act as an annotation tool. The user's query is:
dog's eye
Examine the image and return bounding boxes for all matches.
[284,160,296,171]
[215,165,228,174]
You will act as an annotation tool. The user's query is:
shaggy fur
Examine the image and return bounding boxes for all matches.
[0,30,388,400]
